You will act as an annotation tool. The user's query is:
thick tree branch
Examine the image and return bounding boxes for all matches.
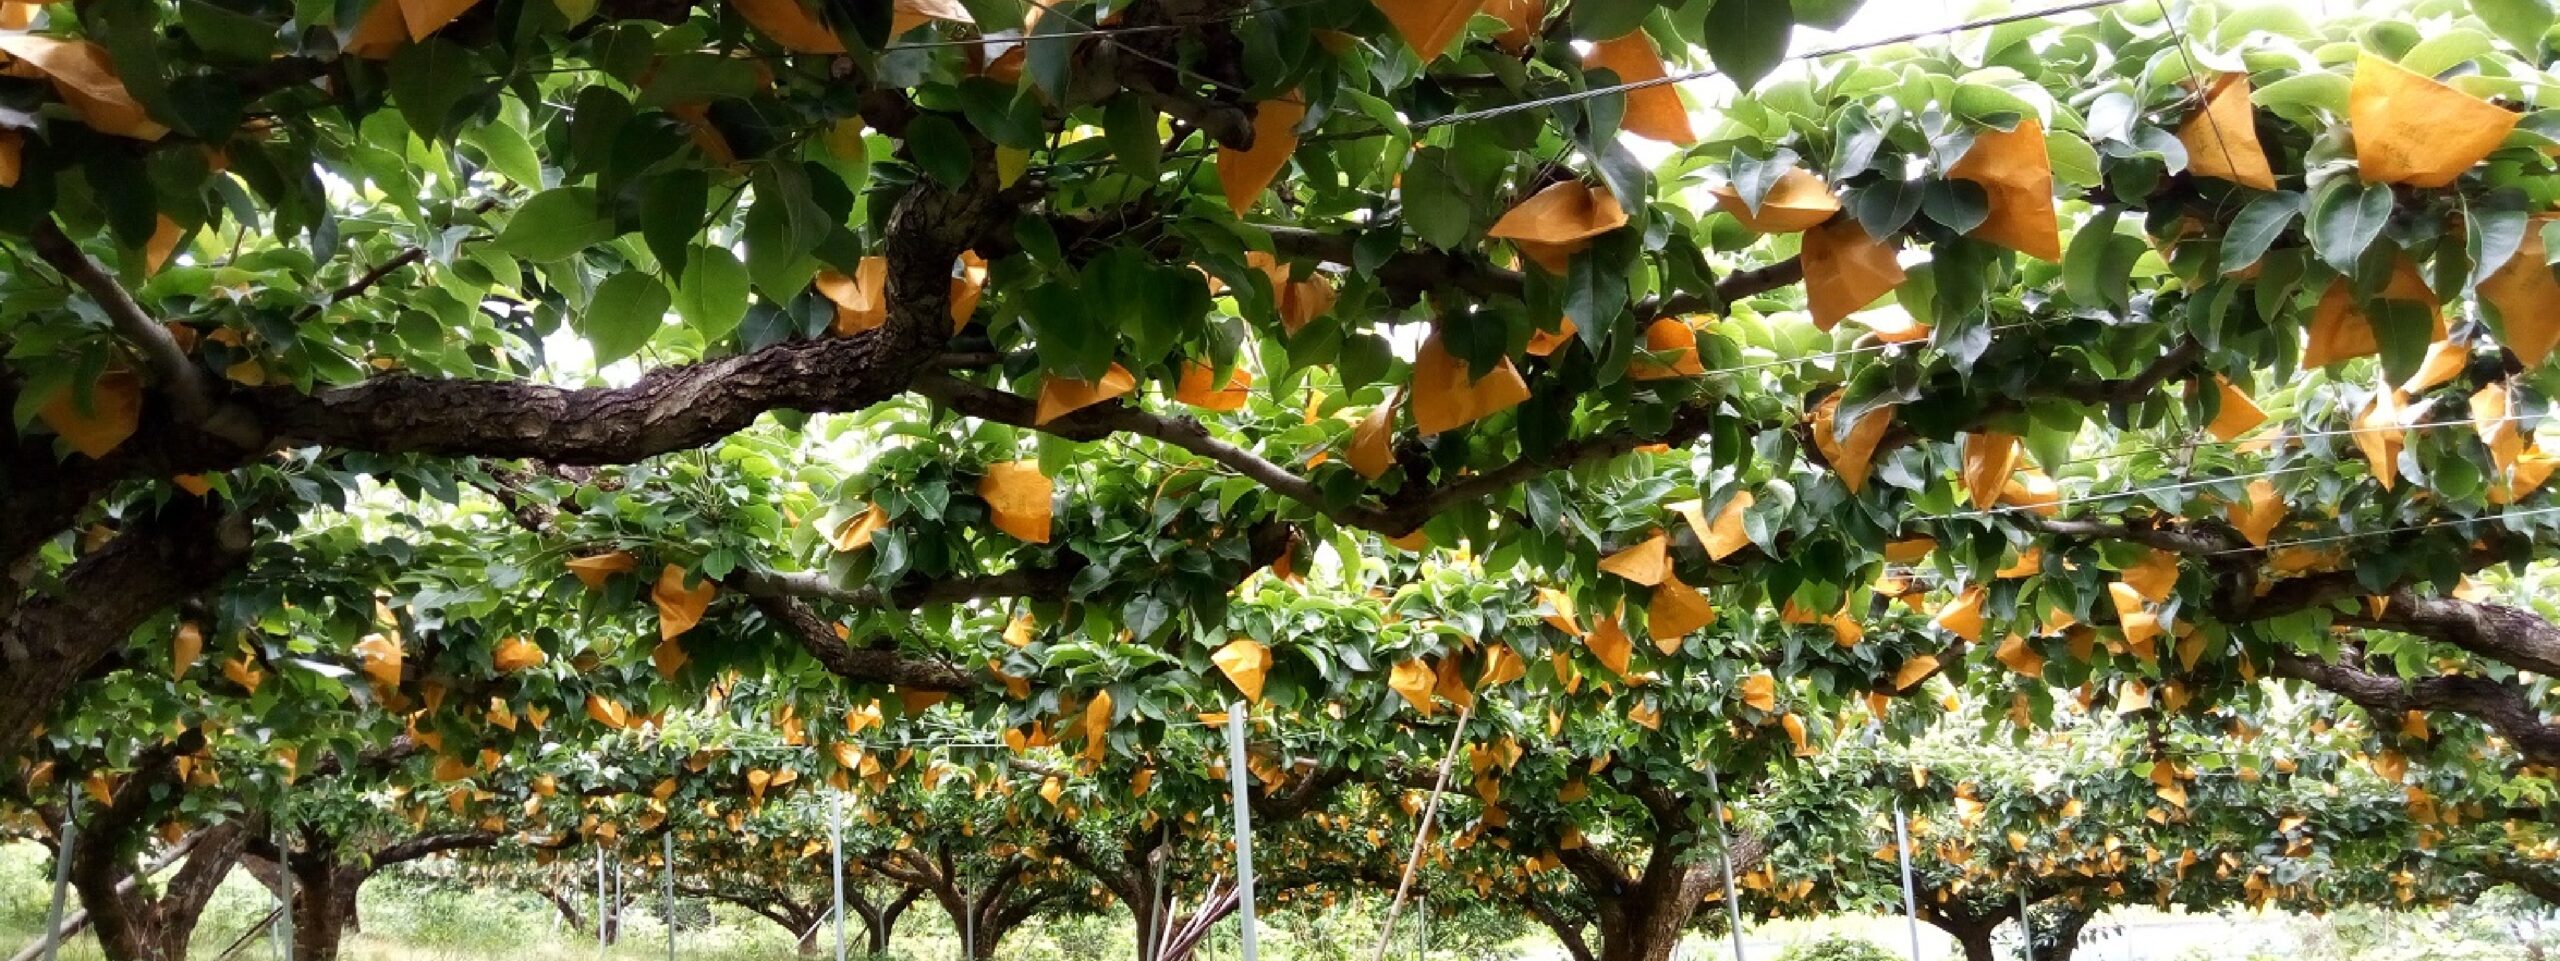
[28,221,253,446]
[744,594,977,692]
[2266,651,2560,768]
[2343,593,2560,678]
[731,561,1089,610]
[0,501,250,763]
[370,830,501,868]
[910,371,1371,528]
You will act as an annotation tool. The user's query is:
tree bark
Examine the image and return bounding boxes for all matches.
[860,891,912,957]
[284,861,359,961]
[1518,899,1598,961]
[0,500,248,763]
[1567,833,1766,961]
[2039,904,2094,961]
[540,886,588,933]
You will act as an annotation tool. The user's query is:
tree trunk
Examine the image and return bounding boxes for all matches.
[1518,900,1597,961]
[286,865,360,961]
[541,886,588,934]
[67,815,248,961]
[2040,905,2094,961]
[794,927,821,957]
[1956,927,1998,961]
[862,893,911,957]
[1593,895,1688,961]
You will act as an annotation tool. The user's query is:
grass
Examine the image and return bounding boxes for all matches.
[2,844,2550,961]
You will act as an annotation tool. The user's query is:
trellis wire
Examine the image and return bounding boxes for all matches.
[2059,411,2556,468]
[1029,0,2148,174]
[2215,501,2560,556]
[886,0,1330,52]
[1408,0,2145,131]
[1908,463,2322,523]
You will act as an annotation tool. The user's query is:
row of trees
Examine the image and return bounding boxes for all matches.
[4,0,2560,959]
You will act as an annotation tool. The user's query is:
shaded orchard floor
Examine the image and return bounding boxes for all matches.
[0,846,2542,961]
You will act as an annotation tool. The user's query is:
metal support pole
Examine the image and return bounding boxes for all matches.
[42,786,78,961]
[1223,703,1259,961]
[960,880,975,961]
[662,831,675,961]
[1703,763,1749,961]
[275,821,294,961]
[1414,897,1426,961]
[596,846,608,961]
[2017,888,2032,961]
[829,794,845,961]
[1894,804,1921,961]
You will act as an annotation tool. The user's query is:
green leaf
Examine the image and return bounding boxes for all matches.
[1790,0,1862,30]
[742,169,819,297]
[1828,105,1885,180]
[1024,2,1087,98]
[1102,95,1161,183]
[2045,131,2102,187]
[2462,192,2530,295]
[388,39,482,143]
[2063,208,2123,308]
[906,114,976,189]
[2219,190,2304,275]
[1920,179,1989,234]
[1402,148,1473,251]
[2368,299,2434,387]
[1728,150,1797,217]
[584,272,672,366]
[179,0,280,65]
[1848,178,1924,241]
[1702,0,1795,91]
[2400,29,2495,78]
[1571,0,1656,40]
[675,246,751,343]
[2251,71,2350,115]
[496,187,612,261]
[2307,179,2392,274]
[2476,0,2555,56]
[640,169,711,275]
[954,78,1045,149]
[461,122,543,188]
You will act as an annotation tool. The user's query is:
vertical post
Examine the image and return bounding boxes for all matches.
[828,794,845,961]
[42,785,78,961]
[596,846,608,961]
[1142,857,1163,961]
[1223,703,1259,961]
[275,818,294,961]
[1893,804,1921,961]
[1703,763,1749,961]
[2017,888,2032,961]
[662,831,675,961]
[960,880,975,961]
[1414,897,1426,961]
